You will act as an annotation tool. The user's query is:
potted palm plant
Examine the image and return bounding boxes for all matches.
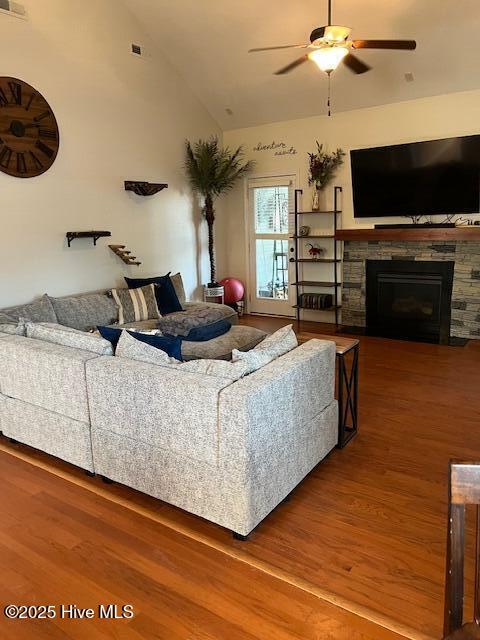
[185,136,255,287]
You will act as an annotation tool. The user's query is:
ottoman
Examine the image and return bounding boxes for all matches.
[181,325,267,361]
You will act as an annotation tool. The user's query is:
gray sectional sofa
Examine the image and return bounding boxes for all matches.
[0,278,338,537]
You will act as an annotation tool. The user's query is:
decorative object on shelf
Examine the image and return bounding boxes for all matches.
[308,142,345,191]
[307,243,324,259]
[299,225,310,237]
[66,231,111,247]
[0,76,60,178]
[219,277,245,305]
[124,181,168,196]
[108,244,141,266]
[308,142,344,211]
[298,292,333,310]
[203,284,224,305]
[185,136,255,287]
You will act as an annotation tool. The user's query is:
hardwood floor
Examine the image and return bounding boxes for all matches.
[1,316,480,639]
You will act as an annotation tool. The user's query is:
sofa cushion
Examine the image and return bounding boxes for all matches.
[111,284,160,324]
[0,322,25,336]
[2,294,57,324]
[98,325,182,360]
[232,324,297,374]
[26,322,113,356]
[125,273,182,315]
[158,302,237,337]
[0,335,99,422]
[49,291,118,331]
[181,325,267,361]
[0,311,16,324]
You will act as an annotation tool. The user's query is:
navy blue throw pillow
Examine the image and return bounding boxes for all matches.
[97,326,182,360]
[125,273,182,315]
[182,319,231,342]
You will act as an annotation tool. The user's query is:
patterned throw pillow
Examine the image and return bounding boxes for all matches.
[25,322,113,355]
[115,330,180,365]
[111,284,160,324]
[231,324,297,374]
[115,331,247,381]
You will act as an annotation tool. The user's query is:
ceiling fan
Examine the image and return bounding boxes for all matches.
[248,0,416,76]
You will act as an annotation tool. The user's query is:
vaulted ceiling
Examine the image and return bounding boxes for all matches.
[124,0,480,130]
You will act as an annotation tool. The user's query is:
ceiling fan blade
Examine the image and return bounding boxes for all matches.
[342,53,371,74]
[249,44,308,52]
[274,55,309,75]
[352,39,417,50]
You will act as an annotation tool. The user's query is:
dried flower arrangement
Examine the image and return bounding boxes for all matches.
[308,142,345,191]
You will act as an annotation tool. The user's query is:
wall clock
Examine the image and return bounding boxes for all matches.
[0,77,59,178]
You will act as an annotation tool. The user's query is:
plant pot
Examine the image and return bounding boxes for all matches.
[311,188,320,211]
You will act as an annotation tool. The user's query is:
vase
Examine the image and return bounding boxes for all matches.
[311,188,320,211]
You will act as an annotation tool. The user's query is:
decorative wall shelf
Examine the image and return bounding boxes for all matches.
[124,181,168,196]
[109,244,141,266]
[66,231,111,247]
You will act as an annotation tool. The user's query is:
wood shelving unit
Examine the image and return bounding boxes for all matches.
[291,186,342,324]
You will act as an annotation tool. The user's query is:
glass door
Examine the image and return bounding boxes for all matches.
[248,178,295,316]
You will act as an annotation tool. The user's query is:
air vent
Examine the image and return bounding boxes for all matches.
[0,0,26,18]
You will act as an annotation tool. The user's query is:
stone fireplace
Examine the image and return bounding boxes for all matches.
[342,241,480,340]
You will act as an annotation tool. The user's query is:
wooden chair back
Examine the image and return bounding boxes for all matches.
[444,461,480,637]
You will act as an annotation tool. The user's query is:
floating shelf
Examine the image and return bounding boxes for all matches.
[292,281,342,287]
[294,258,341,263]
[290,235,335,239]
[66,231,111,247]
[124,181,168,196]
[293,305,342,311]
[292,210,341,215]
[109,244,141,266]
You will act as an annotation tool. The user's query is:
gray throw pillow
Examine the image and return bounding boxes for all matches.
[2,294,57,323]
[49,292,118,331]
[111,284,160,324]
[25,322,113,356]
[231,324,297,374]
[115,330,177,365]
[170,273,186,305]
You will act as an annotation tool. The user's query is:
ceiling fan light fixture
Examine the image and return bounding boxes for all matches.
[308,46,349,73]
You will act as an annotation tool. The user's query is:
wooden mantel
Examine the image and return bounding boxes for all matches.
[336,227,480,241]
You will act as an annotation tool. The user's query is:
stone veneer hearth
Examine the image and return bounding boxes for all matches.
[342,241,480,339]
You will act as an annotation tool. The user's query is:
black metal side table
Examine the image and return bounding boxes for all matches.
[334,337,359,448]
[299,333,359,448]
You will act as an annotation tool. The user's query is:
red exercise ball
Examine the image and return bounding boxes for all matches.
[219,277,245,304]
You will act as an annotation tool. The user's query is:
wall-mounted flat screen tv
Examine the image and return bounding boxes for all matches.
[350,135,480,218]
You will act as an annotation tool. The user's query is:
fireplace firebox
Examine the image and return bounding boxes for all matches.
[366,260,454,344]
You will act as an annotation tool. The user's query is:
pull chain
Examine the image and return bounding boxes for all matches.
[327,71,332,117]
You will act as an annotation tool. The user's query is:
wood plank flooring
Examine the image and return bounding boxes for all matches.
[0,447,406,640]
[1,316,480,639]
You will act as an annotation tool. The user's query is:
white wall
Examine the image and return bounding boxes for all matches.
[221,89,480,285]
[0,0,221,307]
